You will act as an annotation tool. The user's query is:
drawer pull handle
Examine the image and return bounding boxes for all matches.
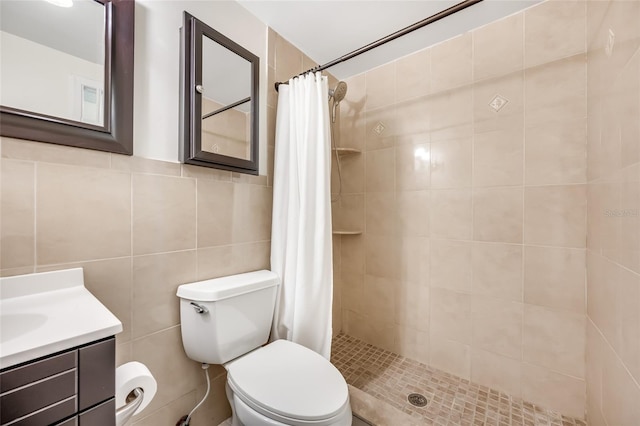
[115,387,143,426]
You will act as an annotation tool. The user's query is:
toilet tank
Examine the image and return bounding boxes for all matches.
[176,270,280,365]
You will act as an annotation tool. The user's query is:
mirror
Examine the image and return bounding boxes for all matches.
[180,12,259,175]
[0,0,134,155]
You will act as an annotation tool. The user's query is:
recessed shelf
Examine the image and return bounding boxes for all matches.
[332,147,361,155]
[332,230,362,235]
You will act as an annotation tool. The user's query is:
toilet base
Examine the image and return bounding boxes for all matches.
[225,383,352,426]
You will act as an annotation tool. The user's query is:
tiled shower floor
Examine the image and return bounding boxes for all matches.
[331,333,587,426]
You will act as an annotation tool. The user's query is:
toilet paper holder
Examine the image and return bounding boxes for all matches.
[115,387,144,426]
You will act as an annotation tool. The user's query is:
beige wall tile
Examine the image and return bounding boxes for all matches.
[111,155,181,176]
[229,183,272,244]
[190,374,232,426]
[341,235,365,276]
[523,305,586,378]
[395,143,430,191]
[521,362,586,419]
[340,74,366,151]
[132,250,196,339]
[430,239,472,292]
[1,159,34,269]
[430,138,472,189]
[1,138,111,169]
[473,128,524,188]
[364,235,397,279]
[365,192,395,236]
[274,34,302,82]
[472,242,523,302]
[196,241,270,281]
[429,335,471,380]
[473,14,524,81]
[37,163,131,265]
[133,173,196,256]
[365,148,395,192]
[398,236,429,286]
[431,34,472,93]
[525,0,586,68]
[473,71,524,134]
[181,164,231,182]
[430,288,471,344]
[525,55,587,128]
[473,187,523,243]
[365,107,396,151]
[341,271,364,314]
[471,348,522,398]
[395,96,430,138]
[525,119,587,185]
[396,49,430,102]
[131,326,203,416]
[395,280,429,332]
[471,296,522,360]
[430,88,473,142]
[601,340,640,426]
[365,62,396,110]
[586,320,605,426]
[338,152,365,194]
[333,194,364,234]
[430,189,473,240]
[396,191,429,237]
[395,325,429,365]
[363,275,397,324]
[524,185,587,248]
[524,246,586,314]
[197,179,234,248]
[38,258,132,344]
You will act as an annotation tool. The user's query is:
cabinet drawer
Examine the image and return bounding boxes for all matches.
[0,352,76,393]
[9,396,76,426]
[55,417,78,426]
[79,399,114,426]
[1,370,77,425]
[78,338,115,411]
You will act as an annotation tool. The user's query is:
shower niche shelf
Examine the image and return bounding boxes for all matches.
[332,230,362,235]
[332,147,361,155]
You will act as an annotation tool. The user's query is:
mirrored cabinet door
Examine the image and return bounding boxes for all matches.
[180,12,259,175]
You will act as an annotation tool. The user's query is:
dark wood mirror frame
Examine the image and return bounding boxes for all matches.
[0,0,134,155]
[180,12,259,175]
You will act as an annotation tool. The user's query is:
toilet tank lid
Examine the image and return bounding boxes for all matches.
[177,270,280,302]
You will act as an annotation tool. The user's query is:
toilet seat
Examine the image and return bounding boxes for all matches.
[226,340,349,424]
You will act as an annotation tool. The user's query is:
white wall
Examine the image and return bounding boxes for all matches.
[133,0,267,173]
[0,31,103,122]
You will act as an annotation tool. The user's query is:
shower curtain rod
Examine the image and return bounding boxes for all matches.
[274,0,483,92]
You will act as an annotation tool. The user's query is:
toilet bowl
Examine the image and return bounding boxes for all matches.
[176,270,351,426]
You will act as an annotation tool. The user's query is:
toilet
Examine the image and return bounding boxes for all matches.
[177,270,352,426]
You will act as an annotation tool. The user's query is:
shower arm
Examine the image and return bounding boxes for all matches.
[274,0,483,91]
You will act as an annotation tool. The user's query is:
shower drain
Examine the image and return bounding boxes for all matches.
[407,393,428,407]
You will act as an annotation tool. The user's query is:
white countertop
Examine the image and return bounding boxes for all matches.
[0,268,122,370]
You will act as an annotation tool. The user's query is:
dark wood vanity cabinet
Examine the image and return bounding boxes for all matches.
[0,337,116,426]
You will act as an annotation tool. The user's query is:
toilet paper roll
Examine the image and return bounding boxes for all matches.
[115,361,158,415]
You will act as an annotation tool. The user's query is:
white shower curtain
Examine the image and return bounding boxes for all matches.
[270,72,333,359]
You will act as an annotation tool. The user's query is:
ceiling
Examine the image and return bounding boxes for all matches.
[238,0,540,80]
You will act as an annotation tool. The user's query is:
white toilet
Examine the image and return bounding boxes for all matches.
[177,270,352,426]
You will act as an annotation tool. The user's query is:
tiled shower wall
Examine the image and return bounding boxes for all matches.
[585,0,640,425]
[334,0,589,418]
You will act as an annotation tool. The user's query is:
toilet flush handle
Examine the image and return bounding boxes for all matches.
[190,302,208,314]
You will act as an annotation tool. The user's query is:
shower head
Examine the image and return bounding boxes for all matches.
[329,81,348,123]
[329,81,348,104]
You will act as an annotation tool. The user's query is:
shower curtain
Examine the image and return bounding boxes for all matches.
[270,72,333,359]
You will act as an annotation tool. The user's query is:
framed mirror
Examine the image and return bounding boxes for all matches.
[180,12,259,175]
[0,0,134,155]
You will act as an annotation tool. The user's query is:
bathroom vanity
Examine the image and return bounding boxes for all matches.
[0,269,122,426]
